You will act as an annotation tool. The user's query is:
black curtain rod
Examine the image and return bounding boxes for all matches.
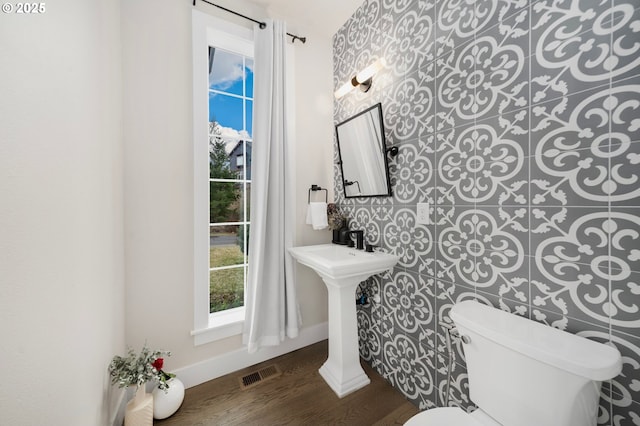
[195,0,307,44]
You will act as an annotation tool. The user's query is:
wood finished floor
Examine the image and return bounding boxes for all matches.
[156,340,419,425]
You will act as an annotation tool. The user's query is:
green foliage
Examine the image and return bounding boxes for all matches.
[209,245,245,313]
[209,122,234,178]
[209,121,240,222]
[108,345,170,389]
[210,181,240,222]
[209,267,244,313]
[209,242,244,267]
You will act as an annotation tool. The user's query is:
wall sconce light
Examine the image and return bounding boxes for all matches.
[334,58,386,99]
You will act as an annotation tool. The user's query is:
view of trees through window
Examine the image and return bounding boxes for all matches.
[208,46,253,313]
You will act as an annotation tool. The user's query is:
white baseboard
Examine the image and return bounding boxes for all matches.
[174,321,328,389]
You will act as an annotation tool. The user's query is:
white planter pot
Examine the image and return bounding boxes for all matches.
[152,377,185,420]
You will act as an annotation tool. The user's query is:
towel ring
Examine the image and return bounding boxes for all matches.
[308,184,328,204]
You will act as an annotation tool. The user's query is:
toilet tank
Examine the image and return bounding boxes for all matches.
[450,301,622,426]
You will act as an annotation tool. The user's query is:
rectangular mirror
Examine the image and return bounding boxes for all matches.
[335,103,392,198]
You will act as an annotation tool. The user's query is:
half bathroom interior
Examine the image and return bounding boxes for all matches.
[1,0,639,425]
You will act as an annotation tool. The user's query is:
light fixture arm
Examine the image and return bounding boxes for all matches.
[356,77,372,93]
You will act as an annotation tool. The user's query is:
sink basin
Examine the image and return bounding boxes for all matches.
[289,244,399,398]
[288,244,399,283]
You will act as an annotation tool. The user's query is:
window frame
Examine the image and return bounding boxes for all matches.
[192,10,254,345]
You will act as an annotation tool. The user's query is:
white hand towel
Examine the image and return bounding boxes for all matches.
[306,202,328,230]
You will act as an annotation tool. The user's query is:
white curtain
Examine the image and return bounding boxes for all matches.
[243,19,300,354]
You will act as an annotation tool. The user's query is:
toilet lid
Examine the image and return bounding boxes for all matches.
[405,407,484,426]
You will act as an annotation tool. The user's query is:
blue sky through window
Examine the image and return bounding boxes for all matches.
[208,93,242,128]
[208,47,253,144]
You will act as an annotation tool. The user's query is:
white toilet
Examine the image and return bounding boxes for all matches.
[405,300,622,426]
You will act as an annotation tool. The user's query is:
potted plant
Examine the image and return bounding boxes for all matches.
[109,345,171,425]
[327,203,347,243]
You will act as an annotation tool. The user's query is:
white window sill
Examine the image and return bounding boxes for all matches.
[191,307,245,346]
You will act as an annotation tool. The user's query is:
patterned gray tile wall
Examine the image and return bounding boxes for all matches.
[332,0,640,424]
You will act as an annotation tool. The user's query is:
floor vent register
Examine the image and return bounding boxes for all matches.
[239,364,282,390]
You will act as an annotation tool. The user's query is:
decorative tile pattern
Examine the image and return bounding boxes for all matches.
[381,0,435,77]
[334,0,640,422]
[437,123,527,204]
[531,84,640,206]
[435,0,477,57]
[385,66,436,141]
[383,333,437,409]
[382,207,433,274]
[391,140,436,204]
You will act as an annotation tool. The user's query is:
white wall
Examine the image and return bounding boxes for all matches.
[122,0,333,375]
[292,32,335,325]
[0,1,124,425]
[0,0,333,422]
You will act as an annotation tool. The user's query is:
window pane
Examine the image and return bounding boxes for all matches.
[238,223,249,259]
[208,48,244,96]
[246,99,253,138]
[210,267,244,313]
[245,182,252,219]
[210,225,244,267]
[226,141,251,180]
[210,182,242,223]
[245,143,252,180]
[209,92,244,130]
[245,58,254,98]
[209,122,235,179]
[230,142,245,180]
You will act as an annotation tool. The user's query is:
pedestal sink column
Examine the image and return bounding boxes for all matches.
[318,275,370,398]
[288,244,398,398]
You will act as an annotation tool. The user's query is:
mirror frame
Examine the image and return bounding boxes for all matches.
[335,103,393,198]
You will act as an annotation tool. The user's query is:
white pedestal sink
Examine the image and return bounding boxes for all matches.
[288,244,399,398]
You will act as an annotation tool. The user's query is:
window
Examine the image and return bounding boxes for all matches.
[208,47,253,314]
[192,11,254,344]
